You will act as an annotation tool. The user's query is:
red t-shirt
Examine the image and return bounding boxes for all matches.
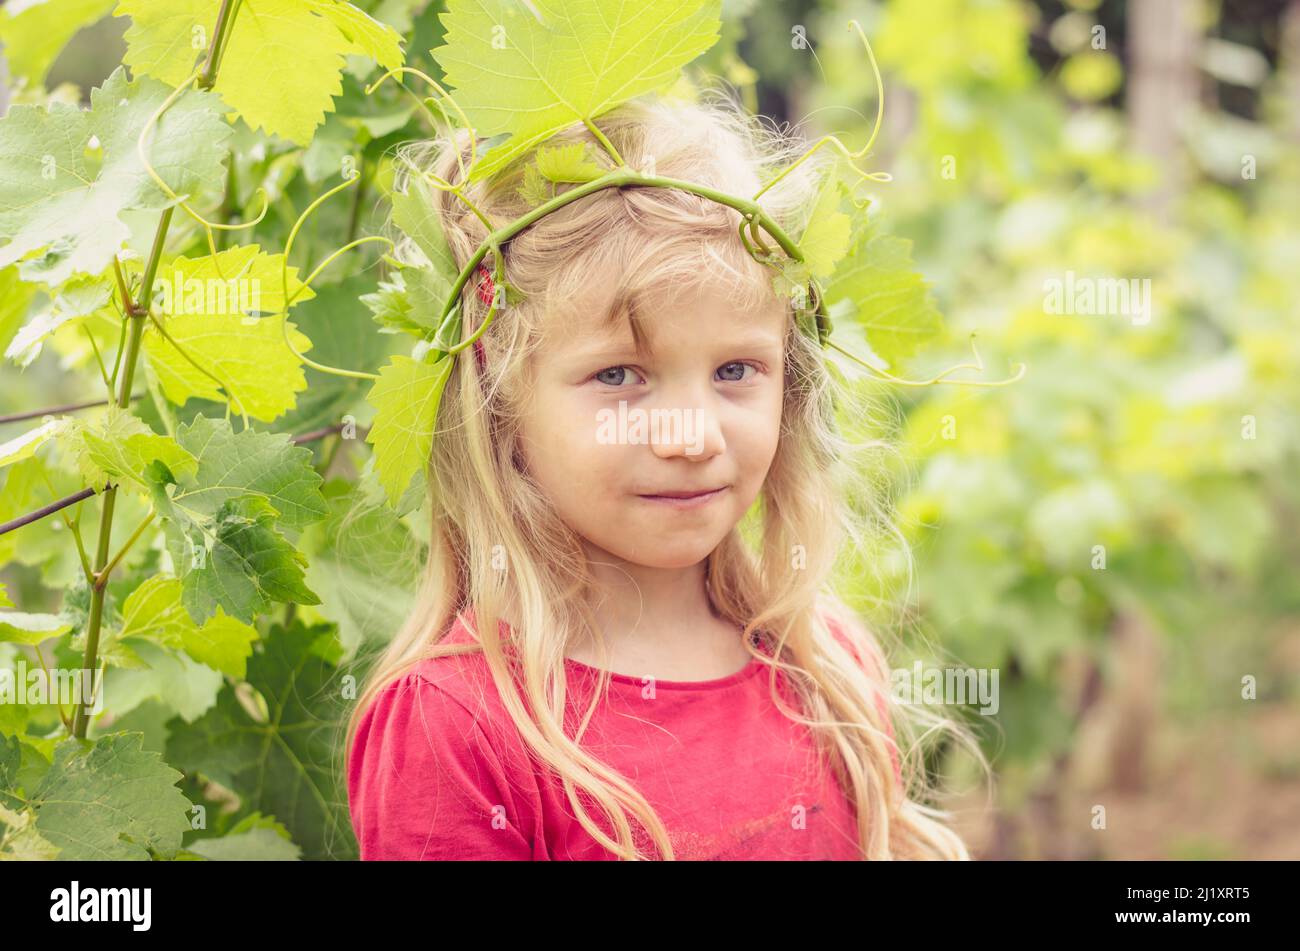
[348,607,901,860]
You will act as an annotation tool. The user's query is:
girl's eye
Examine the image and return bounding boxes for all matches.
[592,362,762,386]
[593,366,645,387]
[717,361,759,383]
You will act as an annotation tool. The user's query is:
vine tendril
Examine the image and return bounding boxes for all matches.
[828,333,1027,387]
[753,20,893,203]
[136,67,269,282]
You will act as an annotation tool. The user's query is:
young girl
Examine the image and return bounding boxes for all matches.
[344,89,973,860]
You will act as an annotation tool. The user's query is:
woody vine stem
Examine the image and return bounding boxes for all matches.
[70,0,243,739]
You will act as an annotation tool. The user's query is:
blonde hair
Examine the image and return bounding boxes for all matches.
[343,84,981,860]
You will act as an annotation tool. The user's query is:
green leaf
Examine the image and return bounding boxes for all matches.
[170,494,320,626]
[100,640,223,723]
[823,214,944,366]
[163,414,329,531]
[117,576,259,679]
[391,174,459,282]
[365,354,453,507]
[276,273,404,434]
[0,0,117,88]
[361,266,448,337]
[142,245,316,423]
[433,0,723,181]
[535,141,606,183]
[300,479,424,656]
[0,802,62,860]
[165,621,356,860]
[29,732,191,860]
[186,824,301,860]
[0,612,72,645]
[145,415,327,624]
[798,162,852,279]
[116,0,404,145]
[0,417,67,469]
[68,406,198,494]
[4,274,112,368]
[0,66,232,286]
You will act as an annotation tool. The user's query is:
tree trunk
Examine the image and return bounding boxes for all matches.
[1127,0,1204,217]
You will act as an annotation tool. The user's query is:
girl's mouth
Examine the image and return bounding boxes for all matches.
[636,486,728,509]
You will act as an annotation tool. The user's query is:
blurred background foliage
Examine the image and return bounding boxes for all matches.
[2,0,1297,859]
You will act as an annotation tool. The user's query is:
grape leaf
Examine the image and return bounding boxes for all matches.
[165,621,357,860]
[391,173,459,282]
[0,0,117,88]
[117,576,259,679]
[518,141,607,205]
[28,732,191,860]
[798,162,852,279]
[100,640,223,723]
[146,415,327,624]
[361,265,451,338]
[162,414,329,531]
[300,479,423,656]
[276,273,405,434]
[186,824,301,860]
[0,417,67,469]
[0,66,232,287]
[0,611,72,645]
[536,141,606,183]
[365,354,453,507]
[824,214,944,366]
[433,0,723,181]
[177,494,319,625]
[67,406,198,494]
[116,0,404,145]
[4,274,112,368]
[142,244,315,423]
[0,802,62,860]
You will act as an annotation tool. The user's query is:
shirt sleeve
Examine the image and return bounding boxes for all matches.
[822,609,904,792]
[348,670,535,860]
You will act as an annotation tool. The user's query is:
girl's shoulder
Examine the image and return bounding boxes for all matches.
[405,609,517,722]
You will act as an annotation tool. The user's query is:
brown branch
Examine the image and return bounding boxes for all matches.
[0,394,144,425]
[0,485,106,536]
[1,420,368,537]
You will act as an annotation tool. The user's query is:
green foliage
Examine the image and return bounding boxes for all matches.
[116,0,404,144]
[0,66,231,285]
[432,0,723,179]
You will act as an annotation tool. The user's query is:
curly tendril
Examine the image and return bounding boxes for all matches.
[136,67,269,282]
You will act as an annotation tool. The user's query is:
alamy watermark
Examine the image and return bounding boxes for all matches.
[595,400,704,455]
[1043,270,1151,326]
[0,661,102,714]
[889,662,999,715]
[151,272,263,324]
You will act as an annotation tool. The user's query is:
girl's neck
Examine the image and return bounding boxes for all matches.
[491,554,752,680]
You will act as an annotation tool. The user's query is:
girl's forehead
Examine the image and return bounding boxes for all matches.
[541,280,787,359]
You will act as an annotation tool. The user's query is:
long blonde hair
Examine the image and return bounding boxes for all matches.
[343,85,979,860]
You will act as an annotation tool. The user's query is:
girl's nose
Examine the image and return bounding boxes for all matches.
[648,401,724,460]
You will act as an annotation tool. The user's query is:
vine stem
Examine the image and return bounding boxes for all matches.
[72,0,244,740]
[95,511,157,592]
[432,169,803,354]
[71,207,173,738]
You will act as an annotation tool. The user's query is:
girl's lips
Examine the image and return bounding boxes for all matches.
[636,486,728,509]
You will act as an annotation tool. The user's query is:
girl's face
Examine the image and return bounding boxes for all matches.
[518,281,787,570]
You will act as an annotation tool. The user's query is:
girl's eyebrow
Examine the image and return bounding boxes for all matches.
[567,329,783,362]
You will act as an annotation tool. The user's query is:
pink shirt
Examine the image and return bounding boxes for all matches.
[348,608,900,860]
